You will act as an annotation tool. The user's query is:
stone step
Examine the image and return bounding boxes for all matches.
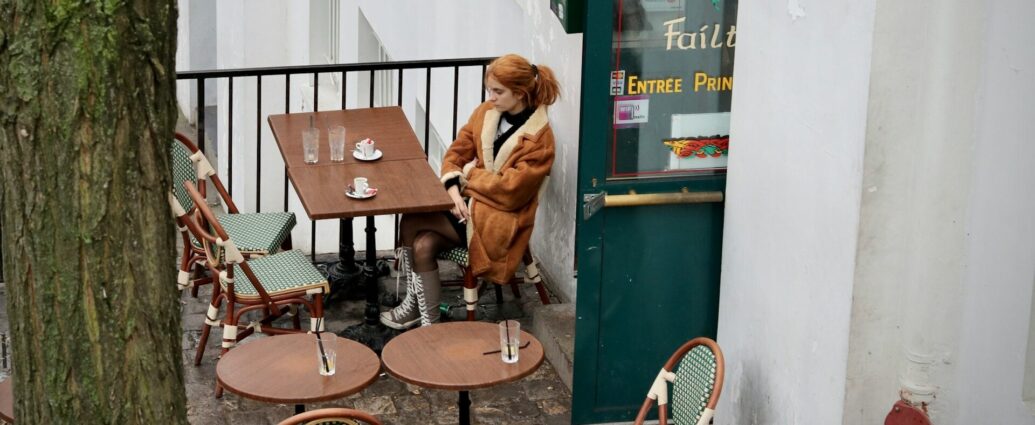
[529,303,575,392]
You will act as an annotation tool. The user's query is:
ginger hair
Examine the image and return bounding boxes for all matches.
[485,54,561,109]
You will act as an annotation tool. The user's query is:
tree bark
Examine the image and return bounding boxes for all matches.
[0,1,186,423]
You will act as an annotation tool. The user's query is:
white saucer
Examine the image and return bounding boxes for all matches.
[345,187,378,199]
[353,149,383,161]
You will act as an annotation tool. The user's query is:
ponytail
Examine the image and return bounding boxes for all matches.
[531,64,560,108]
[486,54,562,109]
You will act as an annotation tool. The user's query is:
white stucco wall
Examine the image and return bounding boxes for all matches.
[715,1,876,423]
[843,0,987,421]
[175,0,191,117]
[954,0,1035,422]
[356,0,583,302]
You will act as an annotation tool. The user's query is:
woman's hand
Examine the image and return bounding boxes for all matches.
[462,158,479,176]
[447,185,471,222]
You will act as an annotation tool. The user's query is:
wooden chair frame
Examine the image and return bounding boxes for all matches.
[180,182,324,397]
[277,407,382,425]
[171,132,292,296]
[453,247,552,321]
[634,337,725,425]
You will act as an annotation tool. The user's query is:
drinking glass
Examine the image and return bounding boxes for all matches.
[303,127,320,164]
[328,126,346,162]
[315,333,337,376]
[499,320,521,364]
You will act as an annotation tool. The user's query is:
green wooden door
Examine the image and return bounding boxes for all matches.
[572,0,736,423]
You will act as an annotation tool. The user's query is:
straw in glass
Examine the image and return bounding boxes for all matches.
[505,320,513,362]
[315,317,330,373]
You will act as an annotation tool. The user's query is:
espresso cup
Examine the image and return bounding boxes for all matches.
[353,177,369,194]
[356,139,376,158]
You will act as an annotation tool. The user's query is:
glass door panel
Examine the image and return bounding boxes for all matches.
[609,0,737,178]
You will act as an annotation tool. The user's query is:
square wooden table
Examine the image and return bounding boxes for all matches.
[269,107,452,351]
[287,159,453,219]
[269,107,428,168]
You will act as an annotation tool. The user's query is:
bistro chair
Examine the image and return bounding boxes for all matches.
[177,182,328,381]
[277,408,383,425]
[633,337,725,425]
[437,178,553,320]
[170,132,296,295]
[438,246,552,321]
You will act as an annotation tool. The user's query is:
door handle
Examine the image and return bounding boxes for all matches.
[583,189,723,219]
[605,188,723,208]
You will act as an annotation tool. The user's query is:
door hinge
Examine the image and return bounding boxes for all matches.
[583,192,605,220]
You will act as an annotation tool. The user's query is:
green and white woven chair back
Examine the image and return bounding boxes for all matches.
[203,211,296,259]
[171,140,198,213]
[670,345,718,425]
[438,246,469,268]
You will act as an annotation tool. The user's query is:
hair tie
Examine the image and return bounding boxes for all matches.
[531,64,539,78]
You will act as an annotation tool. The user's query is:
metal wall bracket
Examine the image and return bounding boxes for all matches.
[583,192,606,220]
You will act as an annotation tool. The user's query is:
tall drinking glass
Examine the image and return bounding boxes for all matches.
[303,127,320,164]
[315,332,337,376]
[499,320,521,364]
[328,125,346,162]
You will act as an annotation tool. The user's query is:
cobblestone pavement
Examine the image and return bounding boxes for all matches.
[180,257,573,425]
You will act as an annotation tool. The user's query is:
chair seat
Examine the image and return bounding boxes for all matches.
[192,211,296,257]
[437,247,469,267]
[220,250,328,302]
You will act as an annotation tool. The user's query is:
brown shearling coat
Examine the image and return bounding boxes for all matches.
[440,101,555,284]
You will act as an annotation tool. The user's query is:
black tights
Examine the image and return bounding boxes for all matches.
[399,212,463,273]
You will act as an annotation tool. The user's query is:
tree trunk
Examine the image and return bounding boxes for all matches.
[0,1,186,423]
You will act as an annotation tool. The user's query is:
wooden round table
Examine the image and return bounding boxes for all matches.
[381,321,544,425]
[216,333,380,413]
[0,379,12,423]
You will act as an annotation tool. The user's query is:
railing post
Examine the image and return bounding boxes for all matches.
[424,67,431,153]
[197,78,206,152]
[284,74,291,213]
[397,69,403,106]
[368,70,375,108]
[256,76,263,212]
[452,66,460,139]
[228,77,234,197]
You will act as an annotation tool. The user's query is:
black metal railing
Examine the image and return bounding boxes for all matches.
[175,57,493,259]
[0,58,494,284]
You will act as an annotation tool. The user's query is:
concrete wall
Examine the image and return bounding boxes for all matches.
[175,0,191,116]
[175,0,217,122]
[953,0,1035,422]
[715,1,877,423]
[843,0,986,421]
[721,0,1035,422]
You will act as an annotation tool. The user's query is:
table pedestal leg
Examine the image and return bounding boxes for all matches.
[339,216,394,352]
[326,218,362,293]
[459,390,471,425]
[295,404,305,415]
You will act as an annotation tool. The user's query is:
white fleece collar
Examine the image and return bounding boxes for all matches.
[479,105,549,173]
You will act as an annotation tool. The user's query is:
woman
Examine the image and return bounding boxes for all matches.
[381,54,561,329]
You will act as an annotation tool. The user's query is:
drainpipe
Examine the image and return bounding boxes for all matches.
[885,340,937,424]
